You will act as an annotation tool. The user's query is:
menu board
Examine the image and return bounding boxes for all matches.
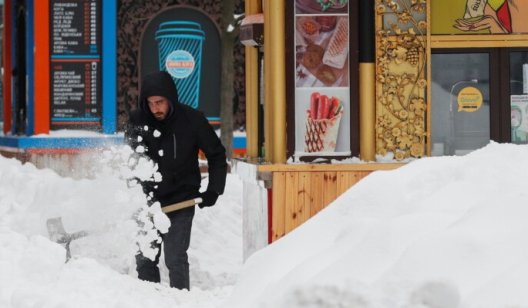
[293,0,351,156]
[50,0,101,130]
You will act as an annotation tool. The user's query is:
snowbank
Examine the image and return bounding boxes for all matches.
[224,142,528,308]
[3,141,528,307]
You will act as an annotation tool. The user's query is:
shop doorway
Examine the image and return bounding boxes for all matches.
[431,48,528,156]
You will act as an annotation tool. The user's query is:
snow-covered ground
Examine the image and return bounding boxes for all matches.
[0,146,242,308]
[2,142,528,307]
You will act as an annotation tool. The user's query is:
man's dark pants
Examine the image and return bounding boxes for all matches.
[136,207,195,290]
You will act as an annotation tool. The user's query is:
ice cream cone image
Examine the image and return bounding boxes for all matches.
[304,92,343,153]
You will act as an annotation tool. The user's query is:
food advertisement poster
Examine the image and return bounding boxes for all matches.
[294,0,350,156]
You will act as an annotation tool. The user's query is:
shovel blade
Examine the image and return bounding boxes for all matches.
[46,217,70,244]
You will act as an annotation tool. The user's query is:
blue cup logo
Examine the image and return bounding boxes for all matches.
[166,50,195,79]
[156,21,205,109]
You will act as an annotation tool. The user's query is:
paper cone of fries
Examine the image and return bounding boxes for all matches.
[304,111,343,152]
[304,92,343,153]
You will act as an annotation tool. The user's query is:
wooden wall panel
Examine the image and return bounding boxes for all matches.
[284,172,299,233]
[297,172,312,227]
[260,164,402,242]
[322,172,338,209]
[337,171,361,196]
[336,171,349,196]
[357,171,370,182]
[271,172,286,240]
[310,172,324,216]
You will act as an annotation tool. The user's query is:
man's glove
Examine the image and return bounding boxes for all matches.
[198,190,219,208]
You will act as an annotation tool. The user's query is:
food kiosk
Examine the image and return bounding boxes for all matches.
[237,0,528,259]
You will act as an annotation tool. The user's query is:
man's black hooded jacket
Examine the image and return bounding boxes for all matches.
[125,71,227,207]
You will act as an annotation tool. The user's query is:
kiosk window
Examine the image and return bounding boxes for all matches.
[431,53,491,156]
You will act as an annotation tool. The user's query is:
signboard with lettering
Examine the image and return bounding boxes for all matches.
[50,0,101,130]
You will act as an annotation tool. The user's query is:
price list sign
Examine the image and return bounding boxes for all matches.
[50,0,101,130]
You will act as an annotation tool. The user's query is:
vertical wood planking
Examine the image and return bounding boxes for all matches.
[310,172,324,216]
[347,171,362,190]
[357,171,370,182]
[297,171,311,225]
[272,172,286,241]
[284,171,299,233]
[269,169,383,242]
[336,171,350,196]
[322,171,338,209]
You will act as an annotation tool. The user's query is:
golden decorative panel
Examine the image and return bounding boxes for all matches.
[375,0,428,160]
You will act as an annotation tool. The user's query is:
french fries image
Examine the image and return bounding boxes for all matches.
[305,92,343,153]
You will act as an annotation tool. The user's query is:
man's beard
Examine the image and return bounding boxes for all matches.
[154,113,166,120]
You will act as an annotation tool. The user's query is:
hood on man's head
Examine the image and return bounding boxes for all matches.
[139,71,179,118]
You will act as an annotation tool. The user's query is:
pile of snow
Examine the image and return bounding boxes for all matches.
[224,142,528,308]
[0,146,242,308]
[3,141,528,308]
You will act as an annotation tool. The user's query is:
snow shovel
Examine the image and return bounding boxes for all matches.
[46,217,89,261]
[46,198,202,261]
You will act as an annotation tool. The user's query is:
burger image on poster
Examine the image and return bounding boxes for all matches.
[155,21,205,109]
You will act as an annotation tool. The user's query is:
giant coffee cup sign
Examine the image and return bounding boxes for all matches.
[155,21,205,109]
[50,0,101,130]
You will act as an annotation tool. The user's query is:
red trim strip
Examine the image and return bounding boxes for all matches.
[34,0,50,134]
[268,188,273,244]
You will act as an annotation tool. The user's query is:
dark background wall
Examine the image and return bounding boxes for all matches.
[117,0,246,131]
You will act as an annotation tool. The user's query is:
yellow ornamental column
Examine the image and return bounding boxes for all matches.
[264,0,287,163]
[245,0,262,158]
[360,63,376,161]
[358,0,376,161]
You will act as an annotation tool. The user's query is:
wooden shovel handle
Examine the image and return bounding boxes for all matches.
[162,197,203,214]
